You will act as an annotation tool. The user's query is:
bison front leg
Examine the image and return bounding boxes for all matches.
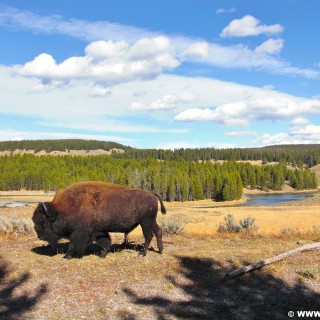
[63,230,89,259]
[95,234,112,258]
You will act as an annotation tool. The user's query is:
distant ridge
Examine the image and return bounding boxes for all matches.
[0,140,320,168]
[0,139,132,153]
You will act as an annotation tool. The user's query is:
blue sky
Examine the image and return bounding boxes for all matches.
[1,0,320,149]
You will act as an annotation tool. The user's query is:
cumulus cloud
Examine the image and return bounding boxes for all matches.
[2,6,318,79]
[174,108,217,122]
[253,117,320,146]
[289,117,320,139]
[174,97,320,126]
[220,15,283,38]
[14,36,180,87]
[255,38,284,55]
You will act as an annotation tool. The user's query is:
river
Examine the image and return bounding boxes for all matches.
[244,192,315,206]
[0,191,317,208]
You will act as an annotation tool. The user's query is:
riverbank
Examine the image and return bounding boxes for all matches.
[1,185,318,202]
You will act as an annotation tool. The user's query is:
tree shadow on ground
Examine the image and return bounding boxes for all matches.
[124,256,320,320]
[31,241,156,257]
[0,256,47,320]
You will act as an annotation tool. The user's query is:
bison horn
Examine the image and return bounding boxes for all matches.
[42,202,49,215]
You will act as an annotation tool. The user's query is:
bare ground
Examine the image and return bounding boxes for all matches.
[1,233,320,320]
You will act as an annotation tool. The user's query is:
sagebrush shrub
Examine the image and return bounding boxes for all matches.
[0,215,34,235]
[218,214,259,234]
[159,218,186,235]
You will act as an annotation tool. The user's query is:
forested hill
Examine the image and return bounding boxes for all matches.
[113,144,320,168]
[0,139,132,153]
[0,140,319,200]
[1,140,320,168]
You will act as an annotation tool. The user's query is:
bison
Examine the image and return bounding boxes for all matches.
[32,181,166,259]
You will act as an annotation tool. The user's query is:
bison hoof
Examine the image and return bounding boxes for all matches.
[99,251,107,258]
[138,251,147,257]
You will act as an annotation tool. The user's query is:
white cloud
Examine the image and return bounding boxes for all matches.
[174,97,320,126]
[156,141,236,150]
[2,6,318,79]
[0,6,159,43]
[290,117,311,126]
[253,118,320,146]
[0,130,133,144]
[225,131,257,137]
[262,84,275,90]
[14,36,180,87]
[90,86,111,97]
[174,108,217,122]
[156,141,199,150]
[220,15,283,38]
[130,92,197,111]
[1,65,320,139]
[130,101,146,111]
[288,118,320,141]
[255,39,284,55]
[150,92,196,110]
[182,42,209,59]
[48,121,188,134]
[216,7,236,14]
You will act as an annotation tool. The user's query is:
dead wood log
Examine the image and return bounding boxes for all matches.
[227,242,320,279]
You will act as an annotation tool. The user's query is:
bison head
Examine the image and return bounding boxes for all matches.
[32,202,60,249]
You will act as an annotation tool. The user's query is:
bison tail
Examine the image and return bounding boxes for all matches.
[153,193,166,214]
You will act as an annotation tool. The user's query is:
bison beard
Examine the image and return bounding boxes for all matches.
[32,182,166,259]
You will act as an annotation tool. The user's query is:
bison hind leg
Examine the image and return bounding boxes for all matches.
[153,222,163,254]
[140,222,154,256]
[95,234,112,258]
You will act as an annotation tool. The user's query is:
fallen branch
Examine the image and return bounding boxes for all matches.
[227,242,320,279]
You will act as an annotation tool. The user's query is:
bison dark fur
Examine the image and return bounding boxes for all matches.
[32,181,166,259]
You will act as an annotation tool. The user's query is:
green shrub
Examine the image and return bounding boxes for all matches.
[218,214,259,234]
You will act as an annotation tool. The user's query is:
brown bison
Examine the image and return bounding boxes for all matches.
[32,181,166,259]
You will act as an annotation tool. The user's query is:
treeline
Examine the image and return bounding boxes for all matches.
[112,145,320,168]
[0,154,317,201]
[1,140,320,168]
[0,139,131,153]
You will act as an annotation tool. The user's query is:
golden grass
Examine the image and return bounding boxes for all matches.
[0,192,319,237]
[156,201,320,237]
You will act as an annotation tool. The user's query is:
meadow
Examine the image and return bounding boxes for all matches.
[0,190,319,319]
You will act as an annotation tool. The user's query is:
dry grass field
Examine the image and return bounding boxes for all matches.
[0,191,320,319]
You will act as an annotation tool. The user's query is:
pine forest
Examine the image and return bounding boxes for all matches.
[0,146,318,201]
